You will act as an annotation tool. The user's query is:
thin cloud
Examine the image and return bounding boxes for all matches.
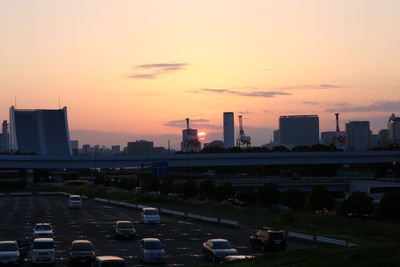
[279,84,345,90]
[197,89,291,98]
[127,63,188,79]
[326,101,400,112]
[303,101,319,105]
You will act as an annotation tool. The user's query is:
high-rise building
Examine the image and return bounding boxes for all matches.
[388,114,400,145]
[279,115,319,146]
[127,140,154,155]
[70,140,79,155]
[223,112,234,148]
[1,120,9,152]
[345,121,371,151]
[9,106,72,155]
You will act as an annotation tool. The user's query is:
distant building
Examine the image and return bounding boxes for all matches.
[111,145,121,155]
[1,121,9,152]
[181,128,201,152]
[273,129,280,143]
[279,115,319,146]
[9,106,72,155]
[127,140,154,155]
[204,140,224,148]
[345,121,371,151]
[223,112,234,148]
[370,133,378,148]
[70,140,79,155]
[153,146,170,154]
[378,129,389,147]
[388,114,400,145]
[321,131,346,148]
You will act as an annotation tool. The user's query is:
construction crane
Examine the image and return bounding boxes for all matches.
[236,115,251,148]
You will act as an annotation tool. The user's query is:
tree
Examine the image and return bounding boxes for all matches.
[179,180,198,199]
[216,183,235,201]
[237,188,256,203]
[199,179,217,198]
[378,191,400,220]
[309,186,335,211]
[282,189,306,209]
[94,172,106,186]
[142,177,160,192]
[159,178,174,195]
[257,183,280,205]
[342,192,373,216]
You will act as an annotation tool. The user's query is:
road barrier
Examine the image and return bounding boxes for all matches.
[0,193,5,197]
[287,230,356,247]
[92,197,240,228]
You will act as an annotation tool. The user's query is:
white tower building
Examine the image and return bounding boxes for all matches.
[223,112,234,148]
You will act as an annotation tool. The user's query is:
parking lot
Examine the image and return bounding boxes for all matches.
[0,195,312,266]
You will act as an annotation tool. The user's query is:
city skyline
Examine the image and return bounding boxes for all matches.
[1,1,399,148]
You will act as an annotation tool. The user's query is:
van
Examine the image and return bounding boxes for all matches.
[68,195,82,208]
[140,208,160,224]
[31,238,55,264]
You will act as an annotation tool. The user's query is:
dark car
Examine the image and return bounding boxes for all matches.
[249,227,287,252]
[113,221,136,239]
[202,239,238,263]
[68,240,95,264]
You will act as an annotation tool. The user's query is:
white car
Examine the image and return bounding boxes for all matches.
[203,239,238,263]
[33,223,53,238]
[138,238,165,263]
[93,256,126,267]
[0,240,20,264]
[31,238,55,264]
[140,208,160,224]
[68,195,82,208]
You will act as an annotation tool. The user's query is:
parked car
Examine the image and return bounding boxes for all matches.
[140,208,160,224]
[138,238,165,263]
[113,221,136,239]
[249,227,287,252]
[31,238,55,264]
[221,255,255,263]
[202,239,238,263]
[69,240,96,264]
[93,256,125,267]
[0,240,20,264]
[33,223,53,238]
[16,239,31,260]
[69,195,82,208]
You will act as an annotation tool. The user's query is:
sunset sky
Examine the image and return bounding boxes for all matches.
[1,0,399,148]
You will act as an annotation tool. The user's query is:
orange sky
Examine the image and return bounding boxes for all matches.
[1,0,399,147]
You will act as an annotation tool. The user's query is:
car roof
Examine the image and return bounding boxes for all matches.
[116,220,133,224]
[35,223,51,226]
[96,256,125,262]
[143,207,157,211]
[70,195,80,197]
[34,238,54,242]
[208,238,228,242]
[142,238,160,242]
[0,241,17,245]
[72,240,92,244]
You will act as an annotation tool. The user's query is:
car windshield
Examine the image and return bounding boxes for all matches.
[213,241,232,249]
[35,225,51,231]
[72,242,93,251]
[100,261,125,267]
[144,241,162,249]
[117,222,133,228]
[144,209,158,215]
[270,233,284,240]
[0,243,18,252]
[33,241,54,249]
[70,197,81,201]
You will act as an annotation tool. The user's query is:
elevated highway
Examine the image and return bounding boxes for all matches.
[0,151,399,169]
